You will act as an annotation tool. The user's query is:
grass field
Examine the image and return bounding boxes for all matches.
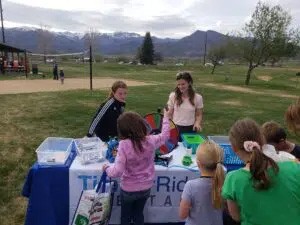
[0,61,299,224]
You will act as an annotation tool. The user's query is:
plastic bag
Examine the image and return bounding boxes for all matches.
[71,172,114,225]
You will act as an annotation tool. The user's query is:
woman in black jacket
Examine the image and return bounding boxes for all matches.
[87,80,128,142]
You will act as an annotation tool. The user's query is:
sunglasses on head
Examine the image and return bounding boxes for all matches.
[176,71,192,79]
[176,72,193,84]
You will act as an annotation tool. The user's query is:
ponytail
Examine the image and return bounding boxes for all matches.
[249,147,279,190]
[212,162,225,209]
[229,119,280,191]
[197,141,225,209]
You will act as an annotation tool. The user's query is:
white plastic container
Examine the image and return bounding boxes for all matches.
[186,148,192,156]
[36,137,73,165]
[74,137,106,164]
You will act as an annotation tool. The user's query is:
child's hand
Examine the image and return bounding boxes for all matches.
[163,107,170,118]
[102,164,109,172]
[193,124,202,132]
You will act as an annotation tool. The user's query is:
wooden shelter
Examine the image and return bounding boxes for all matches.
[0,42,29,77]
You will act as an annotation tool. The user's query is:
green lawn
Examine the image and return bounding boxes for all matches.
[0,62,299,224]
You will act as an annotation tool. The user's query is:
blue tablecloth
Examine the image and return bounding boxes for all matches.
[22,150,76,225]
[22,141,240,225]
[22,153,184,225]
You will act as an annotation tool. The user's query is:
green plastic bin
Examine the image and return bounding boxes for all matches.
[181,133,206,154]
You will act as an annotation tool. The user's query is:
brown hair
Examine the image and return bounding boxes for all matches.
[285,97,300,134]
[117,111,147,152]
[175,72,195,106]
[261,121,287,144]
[229,119,279,190]
[196,141,225,209]
[108,80,128,98]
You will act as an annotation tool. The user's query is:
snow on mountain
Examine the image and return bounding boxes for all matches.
[4,26,227,57]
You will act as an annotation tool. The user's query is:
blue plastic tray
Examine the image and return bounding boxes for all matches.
[220,144,244,166]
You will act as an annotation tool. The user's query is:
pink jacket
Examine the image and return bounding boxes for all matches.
[106,116,170,192]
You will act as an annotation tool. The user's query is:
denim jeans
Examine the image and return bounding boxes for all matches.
[120,188,151,225]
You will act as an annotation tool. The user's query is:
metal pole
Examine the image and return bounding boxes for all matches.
[89,45,93,90]
[203,31,207,65]
[24,50,28,78]
[0,0,5,43]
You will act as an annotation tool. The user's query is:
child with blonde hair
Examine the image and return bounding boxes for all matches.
[222,119,300,225]
[179,141,225,225]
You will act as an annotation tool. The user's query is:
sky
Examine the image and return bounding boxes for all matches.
[2,0,300,38]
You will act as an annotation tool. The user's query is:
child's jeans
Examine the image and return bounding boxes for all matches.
[120,188,151,225]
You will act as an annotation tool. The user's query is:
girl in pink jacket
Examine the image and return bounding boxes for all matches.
[103,109,170,225]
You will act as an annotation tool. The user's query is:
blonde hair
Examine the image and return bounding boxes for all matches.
[196,141,225,209]
[285,97,300,134]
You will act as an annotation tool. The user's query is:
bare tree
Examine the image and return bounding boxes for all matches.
[37,24,54,63]
[208,45,226,74]
[83,28,99,62]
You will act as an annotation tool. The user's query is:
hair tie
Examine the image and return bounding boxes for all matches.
[243,141,261,152]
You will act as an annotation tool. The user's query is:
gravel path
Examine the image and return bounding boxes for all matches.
[0,78,153,94]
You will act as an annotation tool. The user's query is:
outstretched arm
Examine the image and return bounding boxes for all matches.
[151,109,170,147]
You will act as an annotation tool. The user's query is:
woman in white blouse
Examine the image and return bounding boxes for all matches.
[167,72,203,141]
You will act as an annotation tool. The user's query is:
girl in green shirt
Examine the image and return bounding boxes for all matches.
[222,118,300,225]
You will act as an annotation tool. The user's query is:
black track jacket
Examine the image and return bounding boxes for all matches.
[87,98,125,142]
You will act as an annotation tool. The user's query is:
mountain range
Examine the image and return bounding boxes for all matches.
[4,27,227,57]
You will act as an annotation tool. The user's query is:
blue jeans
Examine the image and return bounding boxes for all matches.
[120,188,151,225]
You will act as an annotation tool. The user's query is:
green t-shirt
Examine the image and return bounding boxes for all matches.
[222,161,300,225]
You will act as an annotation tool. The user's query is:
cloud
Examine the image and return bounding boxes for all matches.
[276,0,300,27]
[2,0,300,38]
[216,21,222,27]
[3,2,88,30]
[2,1,196,37]
[145,16,194,30]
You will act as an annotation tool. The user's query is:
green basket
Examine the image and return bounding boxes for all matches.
[181,133,206,154]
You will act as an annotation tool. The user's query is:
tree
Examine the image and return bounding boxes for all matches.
[154,52,163,62]
[233,1,299,85]
[269,30,300,66]
[208,45,226,74]
[135,47,142,61]
[139,32,154,64]
[83,28,99,62]
[37,24,54,63]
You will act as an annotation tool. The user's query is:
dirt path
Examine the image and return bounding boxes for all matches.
[0,78,154,94]
[203,83,299,99]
